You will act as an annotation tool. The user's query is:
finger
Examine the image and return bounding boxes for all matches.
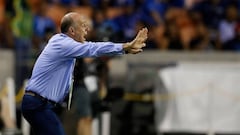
[136,27,147,39]
[139,28,148,40]
[142,28,148,34]
[132,43,146,49]
[134,49,143,54]
[135,34,147,44]
[135,30,144,39]
[142,43,146,47]
[131,48,143,54]
[141,36,148,42]
[141,28,148,36]
[137,36,148,44]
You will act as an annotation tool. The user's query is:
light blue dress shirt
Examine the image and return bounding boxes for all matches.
[26,33,124,102]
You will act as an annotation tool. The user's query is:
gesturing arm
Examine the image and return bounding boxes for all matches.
[60,28,148,58]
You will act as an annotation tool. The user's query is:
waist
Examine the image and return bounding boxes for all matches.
[25,90,59,107]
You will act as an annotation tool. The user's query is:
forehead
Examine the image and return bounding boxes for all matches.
[75,16,91,27]
[74,15,88,24]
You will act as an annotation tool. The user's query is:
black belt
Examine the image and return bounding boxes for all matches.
[25,91,59,107]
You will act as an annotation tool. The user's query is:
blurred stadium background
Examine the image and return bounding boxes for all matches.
[1,0,240,135]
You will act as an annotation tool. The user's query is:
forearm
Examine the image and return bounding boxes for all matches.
[62,41,125,58]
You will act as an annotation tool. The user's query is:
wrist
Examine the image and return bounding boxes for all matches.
[123,42,131,54]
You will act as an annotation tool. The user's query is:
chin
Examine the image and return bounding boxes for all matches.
[79,39,86,43]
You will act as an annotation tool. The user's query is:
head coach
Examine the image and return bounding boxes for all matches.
[21,12,148,135]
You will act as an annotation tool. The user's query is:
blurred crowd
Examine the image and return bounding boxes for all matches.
[1,0,240,52]
[1,0,240,89]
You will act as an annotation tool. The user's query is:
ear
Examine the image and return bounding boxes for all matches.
[69,26,75,35]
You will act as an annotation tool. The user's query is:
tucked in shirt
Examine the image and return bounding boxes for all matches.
[26,33,124,102]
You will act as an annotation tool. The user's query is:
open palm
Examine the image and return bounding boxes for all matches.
[124,28,148,54]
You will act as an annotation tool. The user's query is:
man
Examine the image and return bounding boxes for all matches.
[21,12,148,135]
[70,57,111,135]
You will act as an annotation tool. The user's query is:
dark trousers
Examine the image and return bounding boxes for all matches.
[21,95,65,135]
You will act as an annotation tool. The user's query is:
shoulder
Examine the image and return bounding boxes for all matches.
[49,33,73,43]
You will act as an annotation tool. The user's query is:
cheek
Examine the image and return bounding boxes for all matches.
[80,28,85,32]
[76,31,83,37]
[77,31,83,37]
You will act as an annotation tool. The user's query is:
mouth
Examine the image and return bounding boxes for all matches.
[84,30,88,35]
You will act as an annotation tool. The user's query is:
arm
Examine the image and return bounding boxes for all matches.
[60,41,124,58]
[60,28,148,57]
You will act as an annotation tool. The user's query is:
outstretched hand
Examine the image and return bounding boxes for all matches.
[123,28,148,54]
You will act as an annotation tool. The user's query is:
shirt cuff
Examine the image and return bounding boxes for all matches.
[114,43,126,54]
